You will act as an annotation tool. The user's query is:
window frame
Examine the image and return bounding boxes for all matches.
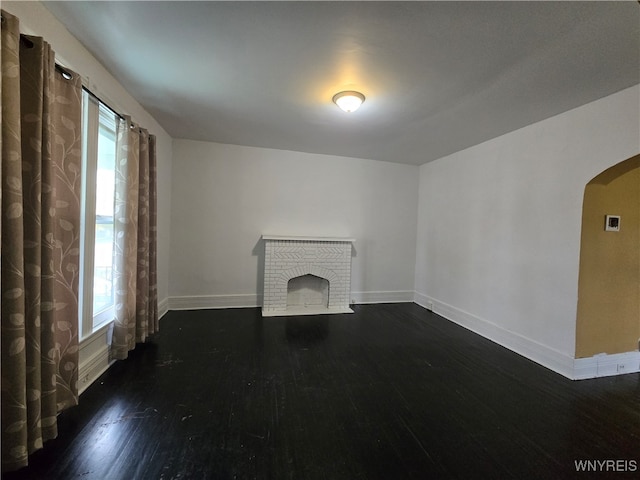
[78,91,118,339]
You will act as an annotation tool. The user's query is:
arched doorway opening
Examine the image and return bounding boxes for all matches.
[575,155,639,359]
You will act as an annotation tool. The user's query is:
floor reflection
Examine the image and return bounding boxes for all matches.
[285,316,329,347]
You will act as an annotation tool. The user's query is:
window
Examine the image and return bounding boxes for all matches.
[79,91,118,338]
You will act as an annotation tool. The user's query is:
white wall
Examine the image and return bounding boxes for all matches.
[4,1,173,310]
[170,140,419,308]
[414,85,640,378]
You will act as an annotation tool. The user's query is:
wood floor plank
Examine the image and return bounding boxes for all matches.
[3,303,639,479]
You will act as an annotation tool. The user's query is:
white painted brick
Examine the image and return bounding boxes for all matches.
[262,237,354,312]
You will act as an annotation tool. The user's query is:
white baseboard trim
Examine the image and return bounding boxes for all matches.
[414,292,432,310]
[351,290,414,304]
[413,292,576,379]
[168,291,415,311]
[158,297,169,318]
[78,324,113,395]
[169,294,262,310]
[573,351,640,379]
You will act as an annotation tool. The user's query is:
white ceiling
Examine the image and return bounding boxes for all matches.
[44,1,639,166]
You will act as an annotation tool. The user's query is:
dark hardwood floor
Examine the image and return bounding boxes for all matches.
[3,303,639,479]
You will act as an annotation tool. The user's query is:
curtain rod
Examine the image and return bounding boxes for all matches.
[10,23,137,128]
[81,83,127,123]
[54,62,127,123]
[10,33,124,122]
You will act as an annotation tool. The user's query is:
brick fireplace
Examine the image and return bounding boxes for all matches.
[262,235,355,317]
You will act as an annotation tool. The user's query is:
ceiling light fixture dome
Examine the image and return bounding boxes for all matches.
[332,90,365,113]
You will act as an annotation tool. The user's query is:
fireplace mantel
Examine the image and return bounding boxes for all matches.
[261,235,355,243]
[261,235,355,317]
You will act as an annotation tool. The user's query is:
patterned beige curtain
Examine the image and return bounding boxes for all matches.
[111,117,158,360]
[148,135,159,335]
[1,10,81,472]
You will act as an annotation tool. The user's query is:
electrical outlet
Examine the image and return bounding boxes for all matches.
[617,363,626,373]
[427,301,433,311]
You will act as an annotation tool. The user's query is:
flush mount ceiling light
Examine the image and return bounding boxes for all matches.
[332,90,365,113]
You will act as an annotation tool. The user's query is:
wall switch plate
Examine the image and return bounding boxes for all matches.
[605,215,621,231]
